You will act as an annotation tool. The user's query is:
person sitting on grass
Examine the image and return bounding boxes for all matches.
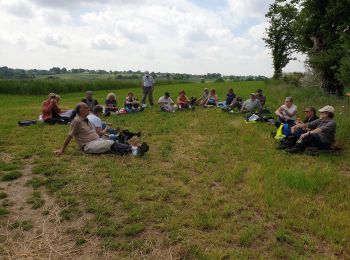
[256,89,266,107]
[278,107,319,149]
[204,89,218,107]
[241,93,262,114]
[275,97,297,126]
[285,106,336,153]
[81,91,98,112]
[158,92,176,112]
[42,93,69,125]
[218,88,236,108]
[124,92,140,112]
[88,105,141,143]
[177,90,191,110]
[55,103,149,156]
[105,92,118,115]
[196,88,209,106]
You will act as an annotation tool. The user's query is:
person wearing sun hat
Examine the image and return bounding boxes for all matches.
[286,105,337,153]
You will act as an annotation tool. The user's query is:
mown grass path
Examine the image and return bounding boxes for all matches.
[0,81,349,258]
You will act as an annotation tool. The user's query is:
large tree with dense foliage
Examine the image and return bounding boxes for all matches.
[265,0,350,94]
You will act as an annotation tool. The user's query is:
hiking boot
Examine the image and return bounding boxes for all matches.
[137,142,149,156]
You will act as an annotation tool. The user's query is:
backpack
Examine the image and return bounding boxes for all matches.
[18,120,36,126]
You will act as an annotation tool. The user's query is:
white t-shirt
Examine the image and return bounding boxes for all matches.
[87,114,102,131]
[280,104,297,121]
[158,96,174,105]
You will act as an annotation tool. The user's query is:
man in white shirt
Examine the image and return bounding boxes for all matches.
[142,71,155,106]
[158,92,175,112]
[275,96,297,126]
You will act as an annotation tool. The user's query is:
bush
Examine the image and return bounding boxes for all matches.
[282,72,304,87]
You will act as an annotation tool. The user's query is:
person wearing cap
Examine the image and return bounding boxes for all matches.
[241,93,262,113]
[141,71,155,106]
[41,93,68,124]
[55,102,149,156]
[286,106,336,153]
[275,97,297,126]
[81,91,98,112]
[256,89,266,107]
[278,107,319,149]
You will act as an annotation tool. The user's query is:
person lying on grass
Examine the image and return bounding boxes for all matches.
[81,90,98,112]
[241,93,262,114]
[42,93,70,125]
[124,92,141,112]
[204,89,218,107]
[196,88,209,106]
[55,103,149,156]
[285,106,336,153]
[278,107,319,149]
[275,96,297,127]
[88,105,141,143]
[158,92,176,112]
[177,90,191,110]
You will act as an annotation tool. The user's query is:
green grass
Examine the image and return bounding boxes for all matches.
[0,192,7,199]
[1,171,22,181]
[10,220,33,231]
[0,81,349,258]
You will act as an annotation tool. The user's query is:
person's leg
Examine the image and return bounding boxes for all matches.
[310,134,331,149]
[44,118,60,124]
[149,88,154,106]
[142,87,148,105]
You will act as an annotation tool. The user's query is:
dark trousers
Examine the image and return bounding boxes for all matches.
[44,117,69,125]
[142,87,154,105]
[296,134,331,151]
[279,117,295,127]
[110,142,131,155]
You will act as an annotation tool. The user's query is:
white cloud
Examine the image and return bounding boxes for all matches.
[89,34,125,50]
[42,31,70,48]
[0,0,305,75]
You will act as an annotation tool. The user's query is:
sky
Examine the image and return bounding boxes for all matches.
[0,0,305,76]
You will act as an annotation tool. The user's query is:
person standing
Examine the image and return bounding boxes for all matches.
[141,71,154,106]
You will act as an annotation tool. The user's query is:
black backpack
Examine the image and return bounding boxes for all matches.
[18,120,36,126]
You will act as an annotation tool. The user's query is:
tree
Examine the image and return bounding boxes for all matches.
[264,0,299,79]
[294,0,350,94]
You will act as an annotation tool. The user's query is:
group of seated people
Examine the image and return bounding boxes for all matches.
[42,87,337,156]
[276,104,337,153]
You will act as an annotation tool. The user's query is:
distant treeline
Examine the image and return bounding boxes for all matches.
[0,79,188,95]
[0,66,268,82]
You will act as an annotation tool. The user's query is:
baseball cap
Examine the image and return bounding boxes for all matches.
[48,93,56,98]
[319,105,335,113]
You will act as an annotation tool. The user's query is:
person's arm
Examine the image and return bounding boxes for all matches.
[95,127,104,136]
[275,107,284,118]
[55,135,73,156]
[42,100,54,113]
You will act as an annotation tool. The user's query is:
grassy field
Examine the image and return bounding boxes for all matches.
[0,81,349,259]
